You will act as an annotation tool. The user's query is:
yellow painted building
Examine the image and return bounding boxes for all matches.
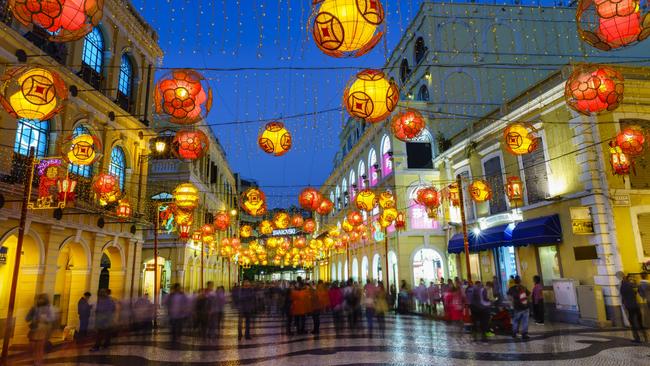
[0,0,162,344]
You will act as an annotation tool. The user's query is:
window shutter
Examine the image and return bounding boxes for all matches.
[638,213,650,257]
[483,156,506,214]
[522,137,548,204]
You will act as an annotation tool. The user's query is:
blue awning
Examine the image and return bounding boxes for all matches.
[511,214,562,247]
[448,232,477,254]
[475,223,514,251]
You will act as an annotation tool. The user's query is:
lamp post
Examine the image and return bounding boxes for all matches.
[456,174,472,282]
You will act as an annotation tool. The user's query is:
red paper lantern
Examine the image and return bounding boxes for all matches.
[178,223,191,239]
[565,64,624,116]
[609,141,632,175]
[172,129,209,161]
[213,211,230,231]
[506,176,525,206]
[298,187,323,211]
[616,125,646,157]
[391,109,426,141]
[316,197,334,216]
[347,210,364,226]
[155,69,212,125]
[395,211,406,230]
[448,183,460,207]
[303,218,316,234]
[291,214,304,228]
[415,187,440,209]
[92,173,121,206]
[576,0,649,51]
[294,237,307,249]
[201,224,216,243]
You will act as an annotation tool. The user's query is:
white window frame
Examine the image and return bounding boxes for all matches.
[630,205,650,262]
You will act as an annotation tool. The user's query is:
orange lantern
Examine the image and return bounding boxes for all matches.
[231,237,241,249]
[315,197,334,216]
[503,122,539,155]
[506,176,524,206]
[395,211,406,230]
[576,0,649,51]
[239,225,253,238]
[564,64,624,116]
[192,231,202,242]
[344,69,399,123]
[178,223,192,239]
[303,218,316,234]
[469,180,492,203]
[294,237,307,249]
[154,69,212,125]
[378,190,395,209]
[391,109,426,141]
[298,187,323,211]
[172,129,209,161]
[273,211,291,229]
[347,210,364,226]
[173,183,199,210]
[258,121,292,156]
[240,187,267,217]
[415,187,440,209]
[291,214,304,228]
[213,211,230,231]
[92,173,121,206]
[116,199,132,220]
[311,0,385,58]
[616,125,646,157]
[201,224,215,243]
[259,220,274,236]
[342,218,355,233]
[355,189,377,212]
[0,66,68,121]
[609,141,632,175]
[448,183,460,207]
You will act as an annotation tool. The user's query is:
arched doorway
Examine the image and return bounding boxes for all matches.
[337,261,342,281]
[54,241,89,329]
[344,259,348,280]
[100,245,124,299]
[372,254,381,282]
[98,253,110,290]
[142,256,167,301]
[352,257,359,281]
[331,262,336,281]
[361,256,369,283]
[388,251,398,291]
[412,248,444,286]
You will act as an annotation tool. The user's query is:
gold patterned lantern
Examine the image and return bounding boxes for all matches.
[576,0,650,51]
[173,183,199,210]
[311,0,385,58]
[344,69,399,123]
[239,225,252,238]
[154,69,212,125]
[258,121,292,156]
[259,220,274,236]
[564,64,624,116]
[342,218,355,233]
[355,188,377,212]
[0,66,68,121]
[503,122,539,155]
[61,133,102,166]
[469,180,492,203]
[116,199,132,220]
[273,211,291,229]
[240,187,267,217]
[92,173,121,206]
[380,207,398,223]
[378,190,395,209]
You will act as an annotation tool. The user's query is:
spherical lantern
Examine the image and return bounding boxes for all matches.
[303,218,316,234]
[259,220,274,236]
[201,224,216,243]
[576,0,649,51]
[240,187,267,217]
[609,141,632,175]
[239,225,252,239]
[273,211,291,229]
[173,183,199,210]
[92,173,121,206]
[355,188,377,212]
[469,180,492,203]
[415,187,440,209]
[503,122,539,155]
[380,207,398,223]
[291,214,304,228]
[258,121,292,156]
[506,176,524,206]
[391,109,426,141]
[61,133,102,166]
[342,218,355,233]
[172,129,209,161]
[564,64,624,116]
[154,69,212,125]
[616,125,646,157]
[116,199,132,220]
[294,237,307,249]
[378,190,395,209]
[347,210,364,226]
[0,66,68,121]
[213,211,230,231]
[298,187,323,211]
[315,197,334,216]
[378,216,392,229]
[344,69,399,123]
[311,0,385,58]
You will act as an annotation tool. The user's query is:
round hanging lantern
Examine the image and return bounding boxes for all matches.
[344,69,399,123]
[172,129,209,161]
[378,190,395,209]
[298,187,323,211]
[347,210,364,226]
[154,69,212,125]
[391,109,426,141]
[92,173,121,206]
[259,220,274,236]
[273,211,291,229]
[240,187,267,217]
[201,224,216,243]
[503,122,539,155]
[258,121,292,157]
[116,199,132,220]
[294,237,307,249]
[380,207,398,223]
[342,218,355,233]
[355,188,377,212]
[469,180,492,203]
[0,66,68,121]
[213,211,230,231]
[609,141,632,175]
[415,187,440,209]
[61,133,102,166]
[506,176,524,206]
[291,214,304,228]
[576,0,649,51]
[311,0,385,58]
[315,197,334,216]
[173,183,199,210]
[231,237,241,249]
[564,64,624,116]
[616,125,646,157]
[303,218,316,234]
[378,216,392,229]
[239,225,253,238]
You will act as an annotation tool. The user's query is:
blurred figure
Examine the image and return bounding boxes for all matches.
[532,275,544,325]
[328,281,344,334]
[344,279,361,331]
[166,283,188,346]
[388,284,397,312]
[311,280,329,335]
[507,276,530,340]
[26,294,55,366]
[414,279,427,313]
[470,281,491,342]
[397,280,409,314]
[282,281,294,335]
[195,287,211,338]
[640,273,650,313]
[364,279,377,337]
[235,280,256,340]
[290,277,310,335]
[90,288,116,351]
[375,281,388,338]
[618,271,647,343]
[210,286,226,337]
[428,281,441,316]
[76,292,92,341]
[132,294,154,334]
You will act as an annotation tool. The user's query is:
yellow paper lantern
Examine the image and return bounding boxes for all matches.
[0,66,68,121]
[240,187,267,217]
[62,133,102,166]
[259,220,274,235]
[239,224,253,238]
[469,180,493,203]
[378,191,395,209]
[344,69,399,123]
[503,122,539,155]
[380,207,398,223]
[273,211,291,229]
[355,188,377,212]
[173,183,199,210]
[258,121,292,156]
[342,219,354,233]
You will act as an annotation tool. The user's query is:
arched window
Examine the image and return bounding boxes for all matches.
[81,28,104,88]
[414,37,427,64]
[413,248,444,285]
[400,59,410,83]
[117,54,135,112]
[349,170,356,201]
[372,254,382,282]
[358,161,367,189]
[361,256,369,282]
[417,85,430,101]
[109,146,126,191]
[335,186,341,211]
[14,119,49,157]
[329,191,335,214]
[352,258,359,281]
[368,149,378,186]
[381,135,393,177]
[68,125,92,177]
[342,178,348,207]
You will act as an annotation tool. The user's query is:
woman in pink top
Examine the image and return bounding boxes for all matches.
[328,282,344,334]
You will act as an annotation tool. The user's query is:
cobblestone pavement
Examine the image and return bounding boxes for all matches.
[12,310,650,365]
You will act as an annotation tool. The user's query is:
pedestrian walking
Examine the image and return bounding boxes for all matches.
[26,294,55,366]
[470,281,491,342]
[364,279,377,337]
[507,276,530,340]
[290,277,310,335]
[375,281,389,338]
[618,271,648,343]
[328,281,344,334]
[91,288,116,351]
[76,292,92,341]
[235,280,256,340]
[532,275,545,324]
[165,283,188,346]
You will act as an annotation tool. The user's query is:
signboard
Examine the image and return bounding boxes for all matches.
[27,157,72,210]
[272,228,298,236]
[0,246,7,265]
[158,204,176,234]
[612,194,631,207]
[570,207,594,235]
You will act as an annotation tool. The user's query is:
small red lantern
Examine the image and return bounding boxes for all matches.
[213,211,230,231]
[57,176,77,203]
[415,187,440,209]
[316,197,334,216]
[298,187,323,211]
[448,183,460,207]
[155,69,212,125]
[192,231,202,242]
[294,237,307,249]
[468,180,492,203]
[506,176,525,206]
[391,109,426,141]
[347,210,364,226]
[564,64,624,116]
[178,223,191,239]
[116,199,132,220]
[303,218,316,234]
[616,125,646,157]
[92,173,121,206]
[576,0,649,51]
[610,141,633,175]
[172,129,209,161]
[395,211,406,230]
[291,214,304,228]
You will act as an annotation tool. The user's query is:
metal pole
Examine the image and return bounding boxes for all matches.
[346,243,350,281]
[456,174,472,282]
[129,240,138,299]
[1,148,34,365]
[200,241,204,289]
[227,258,231,290]
[153,207,159,327]
[384,228,390,290]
